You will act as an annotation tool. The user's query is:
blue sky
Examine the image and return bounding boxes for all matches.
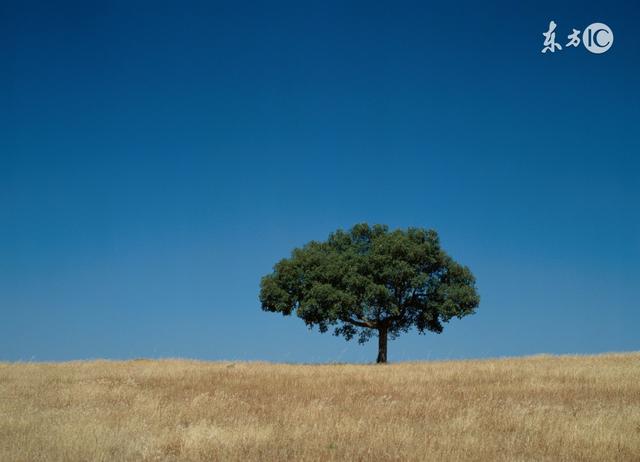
[1,1,638,362]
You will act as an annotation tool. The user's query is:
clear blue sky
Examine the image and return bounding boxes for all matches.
[1,1,638,362]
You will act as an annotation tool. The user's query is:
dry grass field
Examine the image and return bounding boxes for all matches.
[0,353,639,461]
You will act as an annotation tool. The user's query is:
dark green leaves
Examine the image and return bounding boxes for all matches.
[259,223,479,344]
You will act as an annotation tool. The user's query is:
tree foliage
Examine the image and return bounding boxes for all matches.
[259,223,479,362]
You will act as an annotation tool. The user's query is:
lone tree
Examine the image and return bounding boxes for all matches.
[259,224,479,363]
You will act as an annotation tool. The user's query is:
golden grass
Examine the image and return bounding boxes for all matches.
[1,353,639,461]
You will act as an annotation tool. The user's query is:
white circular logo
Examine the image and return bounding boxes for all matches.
[582,23,613,54]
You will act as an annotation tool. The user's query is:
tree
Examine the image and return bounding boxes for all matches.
[259,224,479,363]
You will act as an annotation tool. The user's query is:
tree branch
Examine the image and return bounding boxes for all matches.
[343,317,376,329]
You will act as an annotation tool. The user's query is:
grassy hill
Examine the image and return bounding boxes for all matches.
[1,353,639,461]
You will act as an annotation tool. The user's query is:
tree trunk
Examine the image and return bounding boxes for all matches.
[376,327,388,363]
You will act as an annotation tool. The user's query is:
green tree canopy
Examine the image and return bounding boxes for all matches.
[259,224,479,363]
